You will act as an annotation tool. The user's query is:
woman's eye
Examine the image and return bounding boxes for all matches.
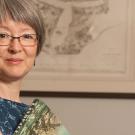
[0,33,8,38]
[23,34,33,39]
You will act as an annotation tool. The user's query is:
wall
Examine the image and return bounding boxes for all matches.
[21,97,135,135]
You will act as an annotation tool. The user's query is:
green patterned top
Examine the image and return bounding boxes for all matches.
[13,99,71,135]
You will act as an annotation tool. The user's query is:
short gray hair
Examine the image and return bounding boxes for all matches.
[0,0,45,55]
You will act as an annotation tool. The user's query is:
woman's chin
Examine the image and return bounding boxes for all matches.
[0,70,29,82]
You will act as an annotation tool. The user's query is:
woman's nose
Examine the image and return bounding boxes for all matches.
[8,38,22,54]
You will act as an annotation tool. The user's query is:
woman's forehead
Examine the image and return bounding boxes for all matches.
[0,17,35,32]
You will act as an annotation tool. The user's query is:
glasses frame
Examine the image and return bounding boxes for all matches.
[0,33,38,46]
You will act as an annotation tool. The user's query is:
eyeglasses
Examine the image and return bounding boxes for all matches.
[0,33,38,47]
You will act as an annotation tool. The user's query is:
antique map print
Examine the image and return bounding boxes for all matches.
[30,0,131,78]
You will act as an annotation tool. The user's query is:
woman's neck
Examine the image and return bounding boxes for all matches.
[0,81,22,102]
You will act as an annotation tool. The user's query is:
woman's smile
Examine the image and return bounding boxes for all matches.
[5,58,24,65]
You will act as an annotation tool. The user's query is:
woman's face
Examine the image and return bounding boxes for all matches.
[0,17,37,82]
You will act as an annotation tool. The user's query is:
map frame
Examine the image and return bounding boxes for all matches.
[22,0,135,93]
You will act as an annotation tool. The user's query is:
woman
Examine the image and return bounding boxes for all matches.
[0,0,70,135]
[0,0,45,134]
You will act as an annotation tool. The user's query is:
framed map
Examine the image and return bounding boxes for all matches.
[22,0,135,93]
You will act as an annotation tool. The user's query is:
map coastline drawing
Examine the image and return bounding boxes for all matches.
[30,0,131,78]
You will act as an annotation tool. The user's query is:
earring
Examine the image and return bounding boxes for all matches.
[34,60,36,66]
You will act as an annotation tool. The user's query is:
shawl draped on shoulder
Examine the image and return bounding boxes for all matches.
[13,99,70,135]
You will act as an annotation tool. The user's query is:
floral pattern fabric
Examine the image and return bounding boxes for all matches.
[0,98,29,135]
[14,99,70,135]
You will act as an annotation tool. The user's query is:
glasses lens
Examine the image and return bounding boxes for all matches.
[0,33,10,45]
[20,34,37,46]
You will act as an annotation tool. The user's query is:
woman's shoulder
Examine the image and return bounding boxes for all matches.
[14,98,71,135]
